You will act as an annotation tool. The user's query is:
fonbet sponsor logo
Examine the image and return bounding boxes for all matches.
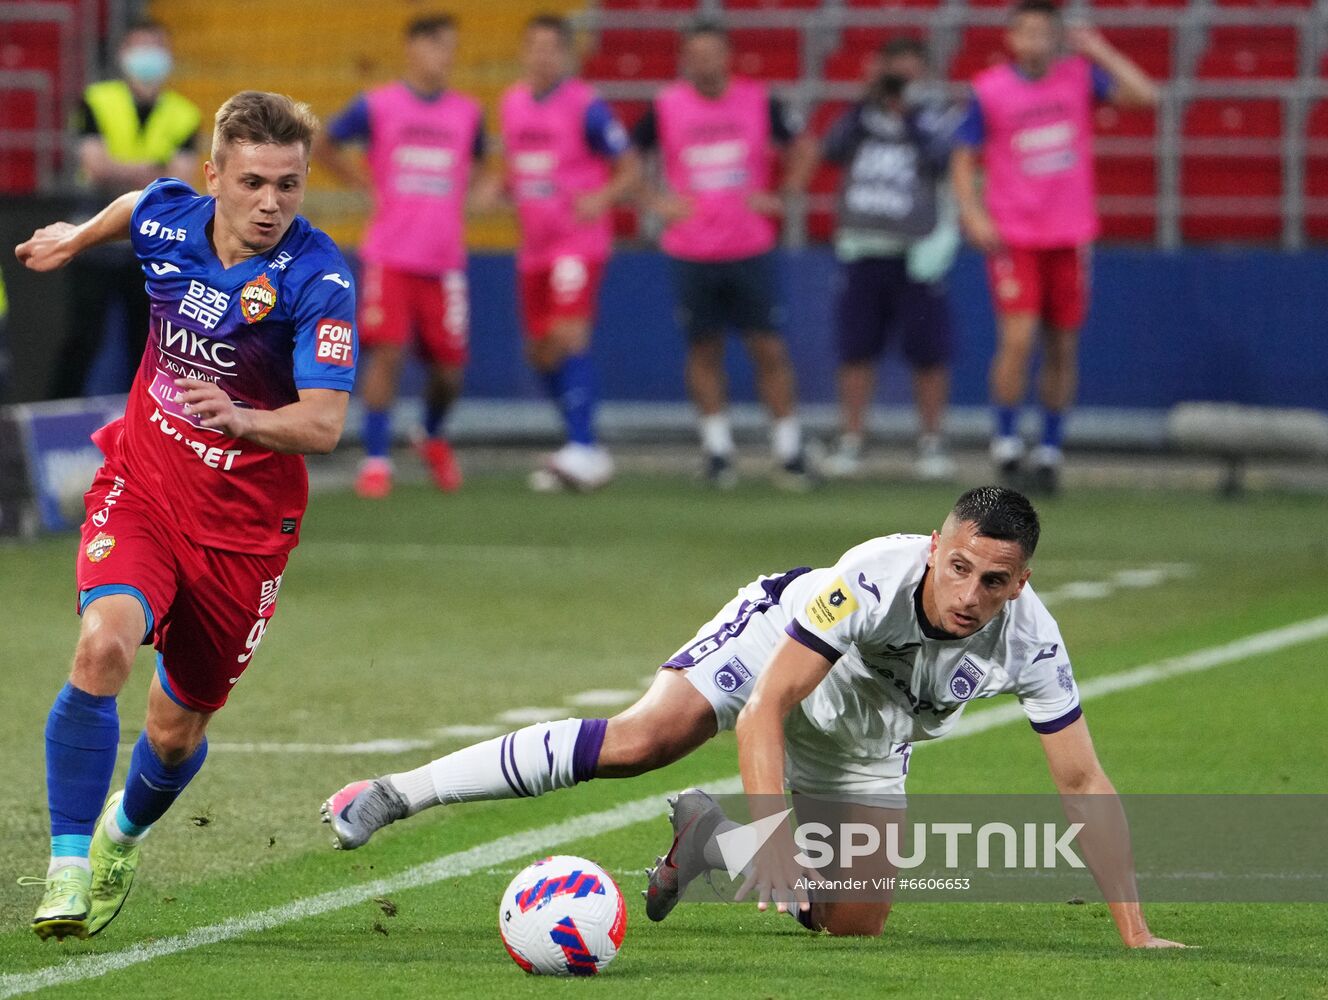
[715,810,1086,881]
[149,407,243,471]
[315,318,354,366]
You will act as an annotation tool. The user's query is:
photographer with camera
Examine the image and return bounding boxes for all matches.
[794,38,962,481]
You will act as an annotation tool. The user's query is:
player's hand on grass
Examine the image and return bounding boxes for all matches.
[733,824,811,916]
[15,222,81,271]
[1128,934,1188,949]
[175,378,252,438]
[961,209,1002,254]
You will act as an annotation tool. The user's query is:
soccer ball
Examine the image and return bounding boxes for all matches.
[498,855,627,976]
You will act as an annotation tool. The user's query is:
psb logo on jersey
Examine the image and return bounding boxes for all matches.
[807,577,858,631]
[948,657,985,701]
[713,657,752,694]
[85,531,116,563]
[240,273,277,324]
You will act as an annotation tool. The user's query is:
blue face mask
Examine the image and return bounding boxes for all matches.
[120,45,172,88]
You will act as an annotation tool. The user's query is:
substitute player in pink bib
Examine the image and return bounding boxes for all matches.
[316,14,485,498]
[632,21,817,489]
[487,14,640,492]
[952,1,1155,493]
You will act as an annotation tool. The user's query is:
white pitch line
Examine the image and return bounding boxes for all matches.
[567,689,641,707]
[4,613,1326,998]
[495,706,565,725]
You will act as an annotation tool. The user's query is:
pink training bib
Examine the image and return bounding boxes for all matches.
[360,82,482,274]
[655,77,778,262]
[973,56,1099,248]
[500,78,613,272]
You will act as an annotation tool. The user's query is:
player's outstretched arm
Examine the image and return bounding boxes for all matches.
[174,381,349,455]
[951,146,1000,254]
[734,638,833,914]
[14,189,140,271]
[1068,23,1158,109]
[1039,717,1186,948]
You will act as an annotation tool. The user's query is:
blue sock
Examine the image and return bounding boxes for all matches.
[541,354,597,446]
[363,409,390,459]
[120,732,208,832]
[45,683,119,859]
[423,403,447,441]
[994,406,1019,439]
[1041,409,1064,449]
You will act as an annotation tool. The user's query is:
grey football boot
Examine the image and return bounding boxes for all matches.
[643,788,730,922]
[320,778,410,850]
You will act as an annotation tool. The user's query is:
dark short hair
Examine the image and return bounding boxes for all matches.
[1010,0,1062,21]
[880,36,928,62]
[526,13,572,46]
[949,486,1041,560]
[684,18,729,43]
[406,14,457,39]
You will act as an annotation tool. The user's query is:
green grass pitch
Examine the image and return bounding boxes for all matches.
[1,473,1325,998]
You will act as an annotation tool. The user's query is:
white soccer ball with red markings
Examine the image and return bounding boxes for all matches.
[498,855,627,976]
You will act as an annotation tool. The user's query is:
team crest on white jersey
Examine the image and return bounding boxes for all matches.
[948,657,985,701]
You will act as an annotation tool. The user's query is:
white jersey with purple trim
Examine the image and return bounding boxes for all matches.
[780,533,1080,761]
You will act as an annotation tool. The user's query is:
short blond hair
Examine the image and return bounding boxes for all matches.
[211,91,318,164]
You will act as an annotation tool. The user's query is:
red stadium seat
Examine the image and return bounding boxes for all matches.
[583,30,678,81]
[1303,101,1328,240]
[1213,0,1311,7]
[723,0,821,8]
[947,27,1008,80]
[1090,0,1188,9]
[730,28,803,80]
[823,28,927,82]
[1196,26,1299,79]
[1094,104,1158,138]
[1181,100,1283,241]
[1099,27,1174,78]
[0,86,40,193]
[601,0,698,9]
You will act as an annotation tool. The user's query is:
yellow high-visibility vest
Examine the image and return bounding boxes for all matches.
[82,79,200,165]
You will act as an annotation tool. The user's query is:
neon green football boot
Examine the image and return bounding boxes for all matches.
[87,790,141,937]
[25,865,92,941]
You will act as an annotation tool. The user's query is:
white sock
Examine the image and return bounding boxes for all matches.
[389,718,605,808]
[771,417,802,463]
[699,414,734,457]
[47,857,91,876]
[104,806,148,847]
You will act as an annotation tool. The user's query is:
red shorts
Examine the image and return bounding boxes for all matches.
[986,245,1092,332]
[358,262,469,367]
[518,256,604,339]
[76,465,289,714]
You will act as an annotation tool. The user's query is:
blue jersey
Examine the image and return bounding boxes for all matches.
[106,178,358,554]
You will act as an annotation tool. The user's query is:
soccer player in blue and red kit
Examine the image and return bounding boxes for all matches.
[14,91,358,940]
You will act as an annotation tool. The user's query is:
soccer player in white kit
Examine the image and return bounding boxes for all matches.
[323,486,1182,947]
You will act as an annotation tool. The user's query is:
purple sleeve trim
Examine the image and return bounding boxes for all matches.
[572,718,608,784]
[784,620,843,663]
[1029,704,1082,735]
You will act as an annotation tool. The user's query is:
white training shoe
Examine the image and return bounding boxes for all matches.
[915,437,956,481]
[822,435,862,479]
[537,443,615,493]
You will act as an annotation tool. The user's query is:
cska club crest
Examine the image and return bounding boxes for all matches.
[240,273,277,324]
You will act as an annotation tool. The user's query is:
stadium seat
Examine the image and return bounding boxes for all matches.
[730,29,803,81]
[1196,26,1299,79]
[1181,99,1284,241]
[583,29,678,81]
[723,0,821,9]
[1094,105,1158,239]
[0,86,40,193]
[1099,27,1173,79]
[823,28,928,82]
[947,27,1008,80]
[1090,0,1188,8]
[1212,0,1311,7]
[601,0,698,8]
[1303,100,1328,240]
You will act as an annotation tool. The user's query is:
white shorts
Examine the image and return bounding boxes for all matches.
[662,569,910,800]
